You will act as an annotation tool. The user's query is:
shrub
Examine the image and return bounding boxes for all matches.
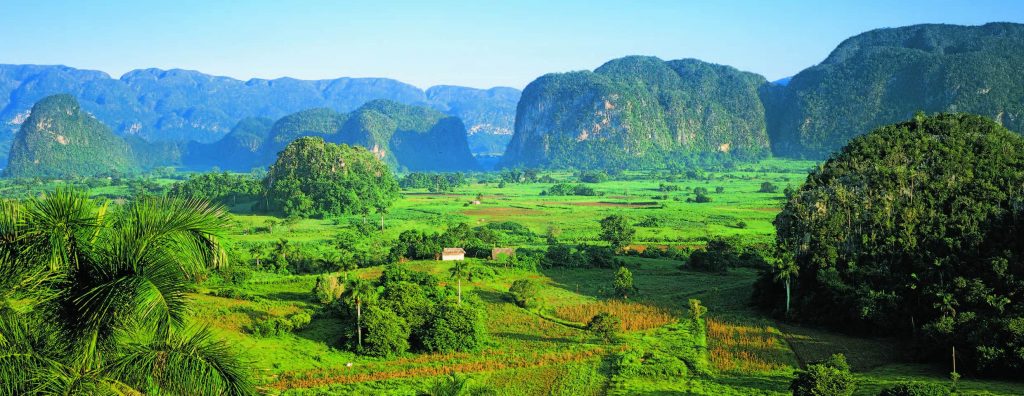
[790,354,855,396]
[587,312,621,343]
[688,299,708,321]
[878,382,951,396]
[289,312,312,331]
[312,275,344,304]
[423,301,487,353]
[360,306,410,357]
[614,267,634,298]
[759,181,779,193]
[509,279,541,308]
[635,215,662,227]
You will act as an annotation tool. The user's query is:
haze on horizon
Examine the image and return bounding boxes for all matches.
[2,0,1022,89]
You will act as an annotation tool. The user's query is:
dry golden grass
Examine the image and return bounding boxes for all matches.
[554,300,674,332]
[706,318,788,373]
[270,348,610,390]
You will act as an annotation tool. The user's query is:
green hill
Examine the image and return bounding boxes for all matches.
[183,117,274,171]
[4,94,136,178]
[500,56,771,169]
[767,22,1024,158]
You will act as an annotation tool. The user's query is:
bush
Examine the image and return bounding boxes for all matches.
[312,275,344,304]
[614,267,634,298]
[635,215,662,228]
[688,299,707,321]
[289,312,312,331]
[360,306,410,357]
[423,301,487,353]
[509,279,541,308]
[759,181,779,193]
[587,312,620,343]
[878,382,951,396]
[790,354,855,396]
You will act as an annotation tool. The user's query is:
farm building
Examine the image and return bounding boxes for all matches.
[441,248,466,261]
[491,247,515,260]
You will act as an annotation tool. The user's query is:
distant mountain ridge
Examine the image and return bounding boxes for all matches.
[185,100,479,172]
[0,64,520,166]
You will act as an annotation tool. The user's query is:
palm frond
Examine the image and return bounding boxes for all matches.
[107,326,256,396]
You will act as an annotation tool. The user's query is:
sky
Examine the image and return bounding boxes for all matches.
[2,0,1022,89]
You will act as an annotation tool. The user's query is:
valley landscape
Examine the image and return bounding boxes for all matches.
[2,2,1024,395]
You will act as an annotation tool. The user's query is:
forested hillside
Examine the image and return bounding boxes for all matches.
[5,94,137,178]
[766,22,1024,157]
[499,56,772,170]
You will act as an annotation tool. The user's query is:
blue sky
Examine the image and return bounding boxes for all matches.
[1,0,1022,89]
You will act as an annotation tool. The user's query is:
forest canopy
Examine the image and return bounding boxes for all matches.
[763,113,1024,375]
[262,137,399,218]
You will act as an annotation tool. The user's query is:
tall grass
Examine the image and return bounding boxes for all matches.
[706,318,787,373]
[554,300,675,331]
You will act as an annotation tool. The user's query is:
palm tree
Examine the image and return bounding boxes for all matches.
[448,261,478,305]
[341,278,376,349]
[772,249,799,315]
[0,188,254,395]
[248,244,264,269]
[376,205,389,232]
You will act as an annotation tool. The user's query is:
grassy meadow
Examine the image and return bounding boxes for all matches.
[4,158,1023,395]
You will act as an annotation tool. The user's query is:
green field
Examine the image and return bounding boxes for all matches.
[5,159,1023,395]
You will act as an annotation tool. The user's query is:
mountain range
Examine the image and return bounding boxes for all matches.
[5,22,1024,174]
[0,65,520,166]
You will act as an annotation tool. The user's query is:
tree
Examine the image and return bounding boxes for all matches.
[587,312,621,343]
[790,354,855,396]
[758,181,779,193]
[359,306,410,357]
[771,249,799,316]
[0,188,254,395]
[248,244,265,269]
[509,279,541,308]
[448,261,478,305]
[423,301,487,353]
[341,278,377,350]
[767,114,1024,374]
[599,215,635,252]
[614,267,634,298]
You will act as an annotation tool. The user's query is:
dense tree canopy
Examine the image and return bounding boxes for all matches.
[765,113,1024,375]
[262,137,399,218]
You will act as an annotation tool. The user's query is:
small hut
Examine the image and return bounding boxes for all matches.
[441,248,466,261]
[491,247,516,260]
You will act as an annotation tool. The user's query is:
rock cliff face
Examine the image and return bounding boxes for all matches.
[766,22,1024,158]
[500,56,771,169]
[6,94,136,178]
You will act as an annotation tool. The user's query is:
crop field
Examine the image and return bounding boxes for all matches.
[5,158,1023,395]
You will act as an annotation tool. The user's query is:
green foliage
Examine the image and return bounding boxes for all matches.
[262,137,399,218]
[769,23,1024,158]
[400,172,467,192]
[0,188,254,395]
[599,215,636,251]
[614,266,634,298]
[423,301,487,353]
[359,305,411,357]
[508,279,541,308]
[587,312,621,343]
[770,113,1024,374]
[688,299,708,321]
[168,172,263,206]
[758,181,779,193]
[312,275,344,304]
[6,94,138,178]
[500,56,771,170]
[790,354,856,396]
[878,382,952,396]
[541,183,600,196]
